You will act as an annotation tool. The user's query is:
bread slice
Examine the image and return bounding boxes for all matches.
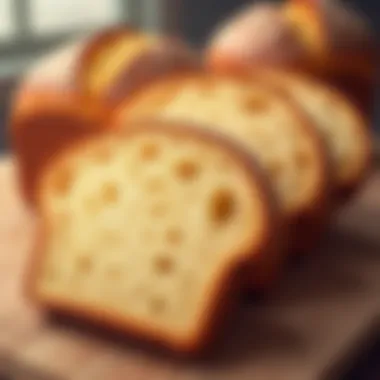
[76,26,200,107]
[255,69,372,203]
[114,72,330,258]
[27,120,281,353]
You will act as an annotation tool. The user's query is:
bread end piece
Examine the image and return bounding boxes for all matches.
[77,26,201,108]
[10,94,108,206]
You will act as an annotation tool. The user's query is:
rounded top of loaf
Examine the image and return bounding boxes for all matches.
[206,0,376,77]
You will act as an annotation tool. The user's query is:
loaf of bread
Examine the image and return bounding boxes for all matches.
[206,2,311,70]
[10,35,108,206]
[206,0,376,115]
[27,120,281,353]
[255,69,372,202]
[10,26,198,206]
[283,0,377,115]
[114,71,331,265]
[77,27,200,107]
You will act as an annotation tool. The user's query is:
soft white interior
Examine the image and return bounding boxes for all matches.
[123,76,320,214]
[36,131,266,338]
[282,75,367,185]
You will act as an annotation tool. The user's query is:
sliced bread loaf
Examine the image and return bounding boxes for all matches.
[255,69,372,202]
[76,26,200,107]
[10,27,198,207]
[27,120,281,353]
[10,36,108,206]
[114,72,331,260]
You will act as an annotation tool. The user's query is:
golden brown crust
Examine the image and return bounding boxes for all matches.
[285,0,377,116]
[205,2,310,73]
[9,36,111,207]
[106,38,200,107]
[26,120,283,353]
[206,0,377,116]
[76,26,201,108]
[10,91,109,206]
[76,26,136,72]
[75,26,137,100]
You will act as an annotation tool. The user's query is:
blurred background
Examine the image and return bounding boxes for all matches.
[0,0,378,152]
[0,1,378,379]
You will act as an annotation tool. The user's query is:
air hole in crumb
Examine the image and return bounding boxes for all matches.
[243,95,270,113]
[140,142,160,161]
[151,202,167,217]
[76,256,93,274]
[165,228,183,245]
[154,255,174,275]
[101,183,119,204]
[150,296,166,314]
[175,160,200,181]
[209,188,236,225]
[107,267,122,280]
[52,168,72,197]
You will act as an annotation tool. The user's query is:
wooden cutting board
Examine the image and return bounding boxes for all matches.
[1,156,380,380]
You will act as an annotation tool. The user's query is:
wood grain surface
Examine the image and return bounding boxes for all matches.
[0,156,380,380]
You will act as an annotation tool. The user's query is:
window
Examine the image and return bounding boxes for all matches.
[0,0,16,39]
[0,0,178,78]
[30,0,124,35]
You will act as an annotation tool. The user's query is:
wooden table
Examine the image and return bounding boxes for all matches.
[1,156,380,380]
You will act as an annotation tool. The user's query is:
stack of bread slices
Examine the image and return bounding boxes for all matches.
[11,0,375,354]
